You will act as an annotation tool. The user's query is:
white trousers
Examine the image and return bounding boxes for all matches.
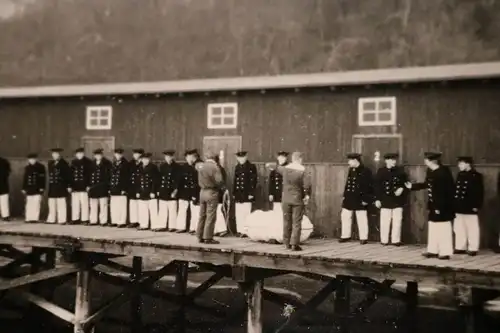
[129,199,139,224]
[175,199,190,230]
[90,198,109,225]
[380,207,403,244]
[453,214,480,252]
[189,204,200,232]
[110,195,127,225]
[47,198,67,224]
[427,221,453,256]
[341,208,369,240]
[138,199,158,229]
[156,200,178,230]
[214,204,227,234]
[0,194,9,218]
[71,192,89,222]
[25,194,42,221]
[236,202,252,235]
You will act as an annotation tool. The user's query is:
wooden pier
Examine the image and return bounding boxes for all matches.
[0,221,499,333]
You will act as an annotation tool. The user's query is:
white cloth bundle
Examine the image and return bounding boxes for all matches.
[245,208,313,243]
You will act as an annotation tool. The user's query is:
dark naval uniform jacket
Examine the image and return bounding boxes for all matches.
[411,165,455,222]
[137,164,160,200]
[22,162,46,195]
[375,166,408,209]
[48,159,71,198]
[454,169,484,215]
[178,163,198,201]
[158,161,180,201]
[233,161,257,203]
[0,157,11,195]
[269,163,287,202]
[88,159,112,199]
[70,157,92,192]
[110,157,129,196]
[128,160,142,199]
[342,165,374,211]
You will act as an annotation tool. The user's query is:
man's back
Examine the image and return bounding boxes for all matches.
[197,160,224,190]
[278,163,311,205]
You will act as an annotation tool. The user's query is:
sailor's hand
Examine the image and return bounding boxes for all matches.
[362,201,368,206]
[472,208,478,212]
[435,210,440,214]
[248,195,254,200]
[394,188,404,197]
[269,195,274,202]
[375,200,381,209]
[303,195,310,205]
[150,193,155,199]
[67,188,72,193]
[86,187,90,192]
[405,182,412,189]
[136,193,140,198]
[21,190,26,195]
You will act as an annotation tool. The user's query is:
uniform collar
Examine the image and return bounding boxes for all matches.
[286,162,305,171]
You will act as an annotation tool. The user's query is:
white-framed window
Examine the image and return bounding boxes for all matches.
[207,103,238,129]
[358,97,396,126]
[86,106,113,130]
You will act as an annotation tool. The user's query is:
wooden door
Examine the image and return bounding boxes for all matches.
[202,136,242,191]
[81,136,115,159]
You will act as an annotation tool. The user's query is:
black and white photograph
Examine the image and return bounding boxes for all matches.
[1,0,500,332]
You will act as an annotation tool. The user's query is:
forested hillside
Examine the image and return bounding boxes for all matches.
[0,0,499,86]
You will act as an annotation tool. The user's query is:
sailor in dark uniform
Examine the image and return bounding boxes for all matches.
[406,152,455,259]
[22,153,46,223]
[233,151,257,237]
[176,149,198,233]
[269,151,289,215]
[70,147,91,224]
[453,156,483,256]
[128,148,144,228]
[340,153,374,244]
[110,148,129,227]
[374,153,408,246]
[189,154,203,234]
[88,149,112,225]
[136,153,159,230]
[0,155,11,221]
[156,150,180,231]
[47,148,72,224]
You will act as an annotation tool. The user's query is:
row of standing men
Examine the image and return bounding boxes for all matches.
[0,148,287,235]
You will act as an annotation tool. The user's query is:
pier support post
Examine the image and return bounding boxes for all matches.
[405,282,418,333]
[130,256,142,333]
[243,279,263,333]
[174,261,189,333]
[334,275,351,333]
[74,267,92,333]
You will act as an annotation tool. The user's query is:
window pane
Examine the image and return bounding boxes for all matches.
[211,117,222,125]
[100,109,109,117]
[223,107,235,115]
[362,113,376,122]
[90,110,99,117]
[378,101,393,110]
[362,101,376,111]
[211,107,222,116]
[99,118,109,126]
[378,112,393,122]
[223,117,234,125]
[90,119,98,126]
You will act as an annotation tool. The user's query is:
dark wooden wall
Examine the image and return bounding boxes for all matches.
[1,80,500,163]
[5,159,500,247]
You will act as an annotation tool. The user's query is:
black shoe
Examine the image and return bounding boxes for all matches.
[117,224,127,228]
[392,242,402,247]
[198,239,205,244]
[422,252,438,258]
[81,221,89,225]
[239,234,248,238]
[2,217,10,222]
[128,223,139,228]
[454,249,467,255]
[189,230,196,235]
[138,227,149,231]
[467,251,478,256]
[70,220,80,225]
[381,242,389,246]
[204,239,220,245]
[360,240,368,245]
[268,239,279,245]
[338,238,351,243]
[438,255,451,260]
[285,244,291,250]
[176,229,187,233]
[291,245,303,251]
[169,228,177,232]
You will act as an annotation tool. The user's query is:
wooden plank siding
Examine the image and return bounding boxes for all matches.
[1,80,500,164]
[4,159,500,247]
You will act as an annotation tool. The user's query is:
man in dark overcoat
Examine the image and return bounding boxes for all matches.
[176,149,198,232]
[374,153,408,246]
[110,148,129,227]
[47,148,72,224]
[406,152,455,259]
[22,153,46,223]
[340,153,374,244]
[453,156,484,256]
[268,151,289,215]
[233,151,257,237]
[156,150,180,231]
[70,147,92,224]
[0,155,11,221]
[88,149,112,225]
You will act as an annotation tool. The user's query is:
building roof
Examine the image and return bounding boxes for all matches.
[0,61,499,99]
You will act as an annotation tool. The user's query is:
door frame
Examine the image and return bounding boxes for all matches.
[351,133,403,163]
[202,135,242,162]
[81,136,116,156]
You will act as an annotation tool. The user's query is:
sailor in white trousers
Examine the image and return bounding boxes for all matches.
[175,149,198,232]
[69,148,91,224]
[233,151,257,237]
[136,153,159,230]
[22,153,46,222]
[156,150,180,231]
[128,148,144,228]
[88,149,112,225]
[109,148,129,227]
[47,148,71,224]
